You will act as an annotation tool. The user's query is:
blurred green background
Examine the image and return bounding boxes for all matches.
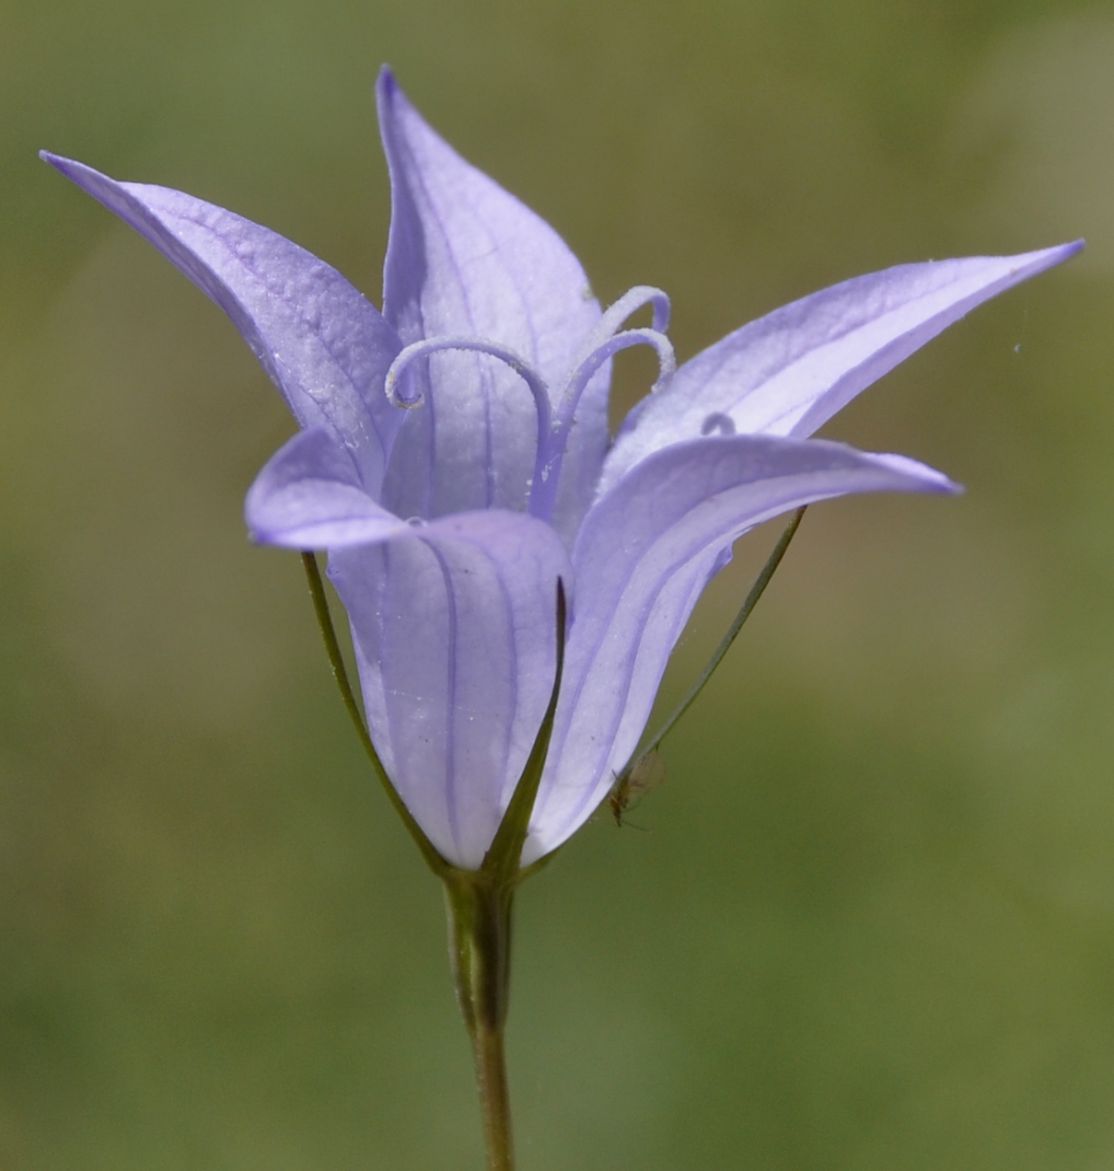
[4,0,1112,1167]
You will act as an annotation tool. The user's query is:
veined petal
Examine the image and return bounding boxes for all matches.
[602,242,1082,494]
[329,510,572,869]
[527,434,959,860]
[246,428,410,549]
[41,152,403,491]
[375,69,608,520]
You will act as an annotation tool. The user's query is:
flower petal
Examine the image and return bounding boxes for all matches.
[246,428,410,549]
[329,510,572,869]
[527,434,959,860]
[41,152,403,491]
[601,242,1082,494]
[375,69,608,521]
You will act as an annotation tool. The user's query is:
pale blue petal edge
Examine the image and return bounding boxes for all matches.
[246,428,410,548]
[601,242,1083,494]
[527,433,960,860]
[41,151,404,492]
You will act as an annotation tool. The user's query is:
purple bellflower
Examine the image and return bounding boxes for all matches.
[43,71,1080,872]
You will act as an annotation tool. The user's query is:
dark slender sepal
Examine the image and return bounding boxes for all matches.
[300,552,450,877]
[611,506,807,795]
[481,579,568,886]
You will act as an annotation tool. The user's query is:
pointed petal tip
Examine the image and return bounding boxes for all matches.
[874,452,964,496]
[1004,239,1083,279]
[39,150,78,175]
[39,151,105,190]
[1055,238,1086,268]
[375,64,418,148]
[40,153,121,206]
[376,64,407,114]
[1032,238,1084,267]
[376,64,397,98]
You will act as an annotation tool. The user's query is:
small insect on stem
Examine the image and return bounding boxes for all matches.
[608,749,667,827]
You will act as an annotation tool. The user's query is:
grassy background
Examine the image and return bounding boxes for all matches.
[4,0,1113,1167]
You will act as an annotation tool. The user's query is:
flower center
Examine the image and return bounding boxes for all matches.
[381,286,675,524]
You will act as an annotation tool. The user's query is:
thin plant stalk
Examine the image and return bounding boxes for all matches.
[445,876,515,1171]
[622,506,806,776]
[303,561,567,1170]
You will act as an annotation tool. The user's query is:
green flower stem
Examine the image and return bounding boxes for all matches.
[304,565,569,1167]
[440,580,565,1170]
[445,874,516,1171]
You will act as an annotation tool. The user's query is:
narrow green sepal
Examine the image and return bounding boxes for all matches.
[300,552,450,878]
[610,506,807,799]
[481,579,568,886]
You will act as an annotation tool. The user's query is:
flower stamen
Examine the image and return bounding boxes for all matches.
[386,336,553,509]
[531,324,675,520]
[701,412,736,437]
[592,285,671,339]
[385,335,552,433]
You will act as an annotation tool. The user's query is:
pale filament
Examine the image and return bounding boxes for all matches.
[383,289,676,524]
[530,325,675,522]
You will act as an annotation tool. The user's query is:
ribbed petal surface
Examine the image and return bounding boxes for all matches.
[601,242,1083,494]
[375,69,608,524]
[41,152,403,491]
[526,435,959,860]
[329,510,572,868]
